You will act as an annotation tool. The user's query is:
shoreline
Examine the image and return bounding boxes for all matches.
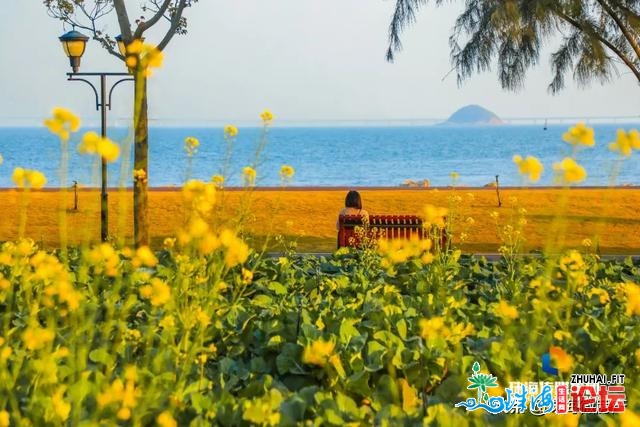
[1,185,639,192]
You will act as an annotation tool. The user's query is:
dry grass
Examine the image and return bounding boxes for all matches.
[1,187,639,253]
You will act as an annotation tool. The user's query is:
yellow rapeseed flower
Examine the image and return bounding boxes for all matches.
[553,157,586,184]
[302,339,335,367]
[553,330,572,341]
[279,165,295,180]
[0,411,8,427]
[126,40,164,77]
[609,129,640,157]
[157,411,178,427]
[140,278,171,307]
[242,166,257,186]
[117,407,131,421]
[52,386,71,421]
[493,300,518,322]
[219,229,250,267]
[182,180,216,215]
[242,268,253,284]
[184,136,199,157]
[22,326,55,351]
[260,109,274,123]
[224,125,238,138]
[622,283,640,316]
[512,154,544,182]
[562,123,595,147]
[44,107,81,141]
[419,317,447,340]
[12,167,47,189]
[133,169,147,184]
[549,346,574,373]
[78,131,120,162]
[422,205,448,229]
[211,174,225,188]
[620,410,640,427]
[132,246,158,268]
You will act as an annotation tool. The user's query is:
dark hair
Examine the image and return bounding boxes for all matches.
[345,190,362,209]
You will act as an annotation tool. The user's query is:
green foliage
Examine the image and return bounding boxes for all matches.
[0,236,638,425]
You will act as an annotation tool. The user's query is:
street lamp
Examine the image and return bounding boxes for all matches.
[59,29,133,242]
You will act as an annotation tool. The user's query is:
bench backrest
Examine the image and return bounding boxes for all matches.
[338,214,446,249]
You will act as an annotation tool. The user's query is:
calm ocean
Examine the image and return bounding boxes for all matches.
[0,124,639,188]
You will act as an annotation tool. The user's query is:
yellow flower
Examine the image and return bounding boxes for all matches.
[12,167,47,189]
[279,165,295,180]
[224,125,238,137]
[562,123,595,147]
[52,386,71,420]
[211,174,225,188]
[242,268,253,284]
[183,180,216,215]
[44,107,81,141]
[493,300,518,322]
[512,154,544,182]
[126,40,164,77]
[157,411,177,427]
[117,407,131,421]
[419,317,447,340]
[133,169,147,183]
[242,166,257,186]
[132,246,158,268]
[302,339,335,367]
[78,131,120,162]
[422,205,448,229]
[0,411,8,427]
[553,331,572,341]
[184,136,199,157]
[549,346,574,373]
[622,283,640,316]
[22,326,55,351]
[609,129,640,157]
[260,109,274,123]
[620,410,640,427]
[553,157,586,184]
[219,229,250,267]
[449,171,459,181]
[140,278,171,307]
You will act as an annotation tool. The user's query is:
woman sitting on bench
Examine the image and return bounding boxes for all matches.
[337,190,369,229]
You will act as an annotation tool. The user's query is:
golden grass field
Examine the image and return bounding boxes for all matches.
[1,186,640,254]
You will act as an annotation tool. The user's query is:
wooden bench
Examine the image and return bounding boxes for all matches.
[337,214,448,249]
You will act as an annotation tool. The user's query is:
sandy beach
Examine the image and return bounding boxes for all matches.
[1,186,639,253]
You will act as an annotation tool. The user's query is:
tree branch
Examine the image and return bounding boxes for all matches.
[157,0,187,51]
[556,8,640,83]
[112,0,133,40]
[134,0,173,39]
[596,0,640,63]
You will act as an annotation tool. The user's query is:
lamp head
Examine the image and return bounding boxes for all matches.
[59,30,89,73]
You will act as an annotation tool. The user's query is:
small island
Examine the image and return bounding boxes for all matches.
[444,104,503,125]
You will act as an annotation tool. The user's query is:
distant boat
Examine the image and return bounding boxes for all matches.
[543,119,548,130]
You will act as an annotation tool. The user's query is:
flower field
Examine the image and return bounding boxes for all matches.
[0,112,639,425]
[0,232,639,425]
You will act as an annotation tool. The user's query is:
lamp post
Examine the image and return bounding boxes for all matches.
[59,30,133,242]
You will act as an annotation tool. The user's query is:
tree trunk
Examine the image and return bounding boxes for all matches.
[134,72,149,247]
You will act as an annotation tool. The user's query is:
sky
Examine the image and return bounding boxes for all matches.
[0,0,639,127]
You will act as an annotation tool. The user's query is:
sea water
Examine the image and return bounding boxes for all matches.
[0,124,639,188]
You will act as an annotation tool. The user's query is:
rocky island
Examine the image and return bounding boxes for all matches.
[444,104,503,125]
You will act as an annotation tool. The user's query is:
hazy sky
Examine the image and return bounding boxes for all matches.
[1,1,639,126]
